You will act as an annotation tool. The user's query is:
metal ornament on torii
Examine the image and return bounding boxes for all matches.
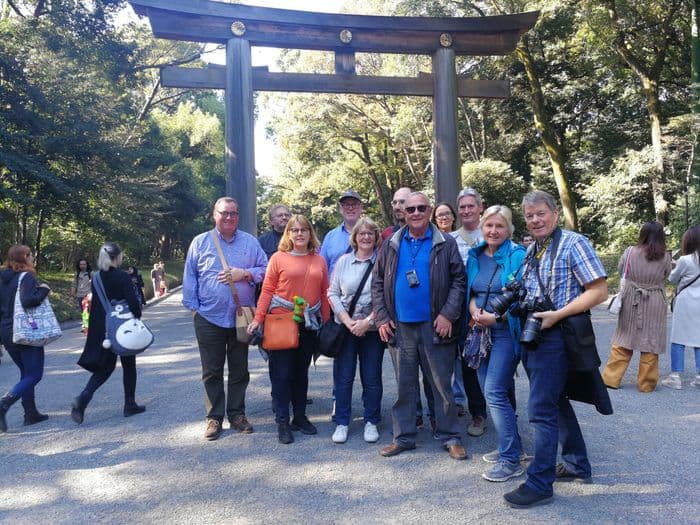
[129,0,538,234]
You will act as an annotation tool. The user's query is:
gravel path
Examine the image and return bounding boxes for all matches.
[1,292,698,524]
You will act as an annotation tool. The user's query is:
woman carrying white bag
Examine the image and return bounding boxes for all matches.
[0,245,56,432]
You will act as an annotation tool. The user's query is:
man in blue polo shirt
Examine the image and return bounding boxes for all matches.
[372,192,467,460]
[321,190,364,278]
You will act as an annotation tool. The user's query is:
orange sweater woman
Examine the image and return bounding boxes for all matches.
[248,215,329,444]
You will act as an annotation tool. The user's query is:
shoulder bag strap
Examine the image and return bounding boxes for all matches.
[622,247,633,278]
[209,230,243,311]
[347,260,374,317]
[91,272,111,313]
[675,270,700,298]
[478,264,499,312]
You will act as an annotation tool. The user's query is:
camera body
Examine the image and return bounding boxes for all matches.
[488,278,551,349]
[489,279,526,316]
[519,299,550,348]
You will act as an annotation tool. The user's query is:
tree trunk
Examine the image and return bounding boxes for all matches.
[516,41,579,230]
[642,79,669,224]
[34,208,45,271]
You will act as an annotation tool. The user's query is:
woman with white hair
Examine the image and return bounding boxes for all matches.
[465,205,527,482]
[71,242,145,424]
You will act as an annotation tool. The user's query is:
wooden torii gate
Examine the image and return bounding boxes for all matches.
[129,0,538,234]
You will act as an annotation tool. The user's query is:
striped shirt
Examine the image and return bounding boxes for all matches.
[522,228,606,309]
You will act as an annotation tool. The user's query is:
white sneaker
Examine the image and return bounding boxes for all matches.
[661,373,682,390]
[332,424,348,443]
[691,374,700,388]
[363,422,379,443]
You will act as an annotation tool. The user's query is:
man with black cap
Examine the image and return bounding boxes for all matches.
[320,190,364,278]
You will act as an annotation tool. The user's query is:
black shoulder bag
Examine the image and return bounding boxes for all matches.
[318,260,374,358]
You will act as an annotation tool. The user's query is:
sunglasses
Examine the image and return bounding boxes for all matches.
[405,205,429,214]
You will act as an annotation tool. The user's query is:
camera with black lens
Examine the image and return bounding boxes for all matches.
[519,299,550,348]
[489,279,525,317]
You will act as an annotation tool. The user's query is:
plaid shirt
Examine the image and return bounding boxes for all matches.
[522,228,606,310]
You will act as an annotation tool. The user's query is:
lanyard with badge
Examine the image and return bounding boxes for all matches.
[406,235,425,288]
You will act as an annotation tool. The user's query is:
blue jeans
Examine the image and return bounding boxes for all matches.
[333,331,384,426]
[6,343,44,401]
[522,328,590,496]
[670,343,700,373]
[477,327,521,463]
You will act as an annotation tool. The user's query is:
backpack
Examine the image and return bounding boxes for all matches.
[92,272,154,356]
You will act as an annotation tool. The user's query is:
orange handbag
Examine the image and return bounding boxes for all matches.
[262,311,299,350]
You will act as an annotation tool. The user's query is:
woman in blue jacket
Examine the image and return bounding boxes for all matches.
[465,205,526,482]
[0,245,52,432]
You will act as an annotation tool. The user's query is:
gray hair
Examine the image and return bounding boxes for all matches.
[97,242,123,271]
[522,190,558,211]
[457,187,483,207]
[268,204,290,220]
[480,205,515,236]
[212,196,238,214]
[349,217,381,251]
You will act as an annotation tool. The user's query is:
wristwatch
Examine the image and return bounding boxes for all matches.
[494,313,503,323]
[367,318,375,327]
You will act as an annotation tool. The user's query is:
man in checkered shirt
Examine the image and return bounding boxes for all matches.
[504,190,608,509]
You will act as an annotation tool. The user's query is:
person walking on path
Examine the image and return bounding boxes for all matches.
[247,215,330,444]
[183,197,267,441]
[602,221,671,392]
[373,192,468,461]
[0,245,52,432]
[71,258,92,312]
[71,242,147,424]
[151,263,163,299]
[661,225,700,389]
[503,190,609,509]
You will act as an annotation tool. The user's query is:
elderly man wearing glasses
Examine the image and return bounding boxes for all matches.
[183,197,268,441]
[373,192,467,460]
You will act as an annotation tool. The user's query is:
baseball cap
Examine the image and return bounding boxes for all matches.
[339,190,362,204]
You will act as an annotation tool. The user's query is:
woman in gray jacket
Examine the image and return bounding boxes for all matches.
[661,225,700,389]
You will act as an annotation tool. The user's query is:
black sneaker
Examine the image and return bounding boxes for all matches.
[503,483,553,509]
[278,422,294,444]
[290,416,317,435]
[555,463,592,484]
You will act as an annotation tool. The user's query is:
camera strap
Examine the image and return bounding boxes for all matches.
[528,227,562,308]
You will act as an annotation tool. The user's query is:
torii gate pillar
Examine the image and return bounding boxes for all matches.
[432,47,460,205]
[225,38,256,232]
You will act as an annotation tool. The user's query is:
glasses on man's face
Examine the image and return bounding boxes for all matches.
[274,212,291,219]
[405,205,429,214]
[341,201,361,209]
[290,228,309,234]
[391,199,405,206]
[217,210,239,218]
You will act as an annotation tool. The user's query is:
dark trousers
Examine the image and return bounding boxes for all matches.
[460,350,488,419]
[268,329,314,424]
[390,322,462,447]
[522,328,591,495]
[81,354,137,402]
[6,343,44,401]
[193,313,249,422]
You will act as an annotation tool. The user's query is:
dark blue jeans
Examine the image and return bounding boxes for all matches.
[333,330,384,426]
[268,329,314,424]
[6,343,44,401]
[477,327,521,463]
[522,328,591,495]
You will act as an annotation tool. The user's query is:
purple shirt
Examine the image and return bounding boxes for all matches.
[182,228,267,328]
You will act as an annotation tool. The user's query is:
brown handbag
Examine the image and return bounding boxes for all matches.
[262,311,299,350]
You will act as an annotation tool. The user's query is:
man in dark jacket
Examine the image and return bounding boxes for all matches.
[372,192,467,460]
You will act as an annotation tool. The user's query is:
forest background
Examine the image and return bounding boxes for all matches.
[0,0,697,320]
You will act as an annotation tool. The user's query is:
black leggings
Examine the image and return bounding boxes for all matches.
[82,355,137,401]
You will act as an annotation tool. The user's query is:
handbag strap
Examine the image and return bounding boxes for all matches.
[347,259,374,317]
[209,230,244,312]
[622,247,633,278]
[478,264,499,311]
[675,270,700,298]
[91,272,112,314]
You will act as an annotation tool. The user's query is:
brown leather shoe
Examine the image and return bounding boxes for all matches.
[446,443,468,460]
[204,419,222,441]
[230,414,254,434]
[379,442,416,457]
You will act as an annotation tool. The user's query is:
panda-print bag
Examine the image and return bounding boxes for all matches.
[92,272,154,356]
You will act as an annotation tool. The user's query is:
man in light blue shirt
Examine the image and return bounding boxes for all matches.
[183,197,267,441]
[320,190,364,278]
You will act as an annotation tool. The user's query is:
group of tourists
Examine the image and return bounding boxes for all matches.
[0,186,698,510]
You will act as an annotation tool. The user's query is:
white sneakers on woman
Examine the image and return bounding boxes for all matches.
[332,425,348,443]
[661,373,682,390]
[331,422,379,443]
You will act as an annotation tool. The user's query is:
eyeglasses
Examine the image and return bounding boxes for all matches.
[216,210,239,218]
[290,228,309,234]
[391,199,405,206]
[405,205,429,214]
[273,212,291,219]
[341,201,361,209]
[436,212,453,219]
[357,231,375,237]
